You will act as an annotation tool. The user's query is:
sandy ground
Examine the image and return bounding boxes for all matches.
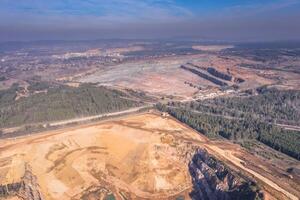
[76,53,278,100]
[77,55,210,98]
[0,113,201,200]
[0,112,299,200]
[192,45,234,52]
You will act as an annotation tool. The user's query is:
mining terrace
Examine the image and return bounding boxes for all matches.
[0,112,299,200]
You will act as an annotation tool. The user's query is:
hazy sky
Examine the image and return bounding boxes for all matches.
[1,0,300,42]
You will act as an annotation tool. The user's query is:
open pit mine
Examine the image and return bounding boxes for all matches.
[0,112,265,200]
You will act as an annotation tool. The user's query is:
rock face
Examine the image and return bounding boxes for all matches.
[207,67,233,82]
[189,148,262,200]
[181,65,228,87]
[0,165,44,200]
[0,182,22,197]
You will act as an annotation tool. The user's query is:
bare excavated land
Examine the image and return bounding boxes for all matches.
[75,54,274,99]
[1,42,300,200]
[1,41,300,101]
[73,52,300,102]
[0,112,299,200]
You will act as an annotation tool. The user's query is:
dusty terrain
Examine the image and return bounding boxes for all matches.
[1,41,300,200]
[0,112,299,200]
[76,54,279,100]
[76,55,208,98]
[192,45,234,52]
[2,41,299,101]
[0,113,199,200]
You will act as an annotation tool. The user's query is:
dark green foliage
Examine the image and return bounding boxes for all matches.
[0,84,140,128]
[258,128,300,160]
[166,87,300,126]
[207,88,300,125]
[157,104,263,140]
[156,88,300,160]
[0,83,19,105]
[27,81,51,92]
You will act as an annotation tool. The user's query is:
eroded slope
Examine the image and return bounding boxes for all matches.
[0,113,298,200]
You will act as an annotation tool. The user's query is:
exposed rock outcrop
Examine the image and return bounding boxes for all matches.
[189,148,262,200]
[185,63,245,84]
[0,164,44,200]
[181,65,228,87]
[207,67,233,82]
[0,182,23,197]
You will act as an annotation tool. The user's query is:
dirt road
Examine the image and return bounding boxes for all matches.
[205,145,299,200]
[49,105,151,126]
[1,105,152,135]
[1,111,299,200]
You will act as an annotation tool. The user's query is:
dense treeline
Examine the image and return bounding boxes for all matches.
[168,87,300,126]
[206,87,300,125]
[27,81,51,92]
[157,104,300,160]
[156,87,300,160]
[158,105,258,139]
[0,83,20,105]
[0,83,141,128]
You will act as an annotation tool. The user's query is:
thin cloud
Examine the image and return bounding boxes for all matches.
[0,0,299,42]
[220,0,300,17]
